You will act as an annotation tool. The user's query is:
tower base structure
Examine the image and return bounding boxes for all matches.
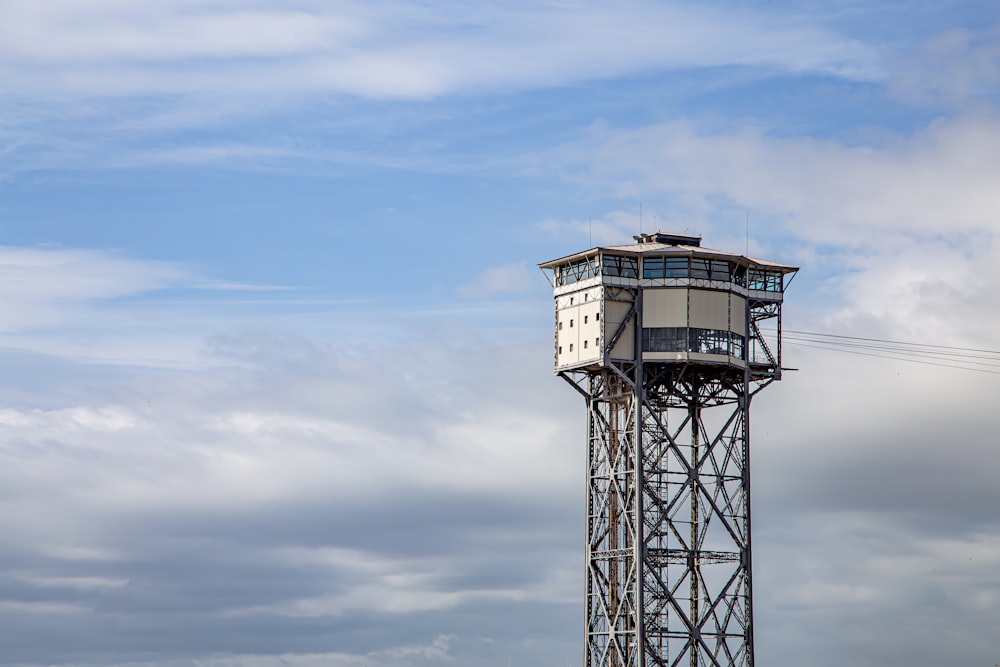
[564,363,769,667]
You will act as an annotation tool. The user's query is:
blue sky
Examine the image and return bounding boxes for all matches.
[1,1,999,666]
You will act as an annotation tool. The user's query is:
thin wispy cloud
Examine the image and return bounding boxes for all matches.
[0,246,187,332]
[0,1,881,100]
[889,24,1000,107]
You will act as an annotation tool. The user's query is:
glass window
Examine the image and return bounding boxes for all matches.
[710,260,730,281]
[634,257,737,283]
[643,257,665,279]
[732,264,747,287]
[689,258,711,280]
[556,257,599,286]
[642,328,746,358]
[731,333,745,359]
[665,257,688,278]
[642,327,688,352]
[602,254,638,278]
[690,328,728,354]
[644,256,689,278]
[748,269,782,292]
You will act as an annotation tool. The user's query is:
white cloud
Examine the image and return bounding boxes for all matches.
[547,113,1000,245]
[0,2,362,62]
[0,246,188,332]
[43,635,458,667]
[456,260,537,297]
[0,600,90,614]
[0,314,582,664]
[111,143,303,167]
[890,25,1000,107]
[16,575,130,591]
[0,1,880,100]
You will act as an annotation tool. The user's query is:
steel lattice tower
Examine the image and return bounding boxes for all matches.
[540,232,797,667]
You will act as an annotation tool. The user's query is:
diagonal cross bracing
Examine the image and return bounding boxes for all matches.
[569,365,759,667]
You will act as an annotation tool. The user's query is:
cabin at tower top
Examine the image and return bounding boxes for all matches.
[538,231,798,376]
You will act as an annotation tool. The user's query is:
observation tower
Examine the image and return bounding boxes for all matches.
[540,232,797,667]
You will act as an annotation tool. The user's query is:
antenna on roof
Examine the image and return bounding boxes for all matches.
[639,202,643,234]
[745,210,750,255]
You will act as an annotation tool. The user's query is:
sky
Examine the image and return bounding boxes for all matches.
[0,1,999,666]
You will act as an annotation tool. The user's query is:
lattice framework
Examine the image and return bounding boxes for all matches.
[564,364,775,667]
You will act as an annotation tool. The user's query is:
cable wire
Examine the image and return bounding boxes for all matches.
[781,329,1000,356]
[787,340,1000,375]
[759,328,1000,375]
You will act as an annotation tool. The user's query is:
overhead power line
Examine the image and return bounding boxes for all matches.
[761,328,1000,375]
[782,329,1000,356]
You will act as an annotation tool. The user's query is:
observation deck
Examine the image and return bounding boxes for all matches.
[539,231,798,376]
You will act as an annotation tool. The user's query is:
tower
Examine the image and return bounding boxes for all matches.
[540,232,797,667]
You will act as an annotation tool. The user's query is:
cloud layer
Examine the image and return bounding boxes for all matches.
[2,3,999,666]
[0,312,583,665]
[546,112,1000,244]
[0,1,879,99]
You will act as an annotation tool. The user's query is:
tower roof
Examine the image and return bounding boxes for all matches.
[538,231,798,273]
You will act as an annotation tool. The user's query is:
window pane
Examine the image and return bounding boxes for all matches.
[642,327,687,352]
[643,327,747,358]
[665,257,688,278]
[732,265,746,287]
[690,328,726,354]
[558,257,601,285]
[747,269,781,291]
[643,257,665,279]
[710,260,730,281]
[602,254,638,278]
[731,333,745,359]
[690,259,710,279]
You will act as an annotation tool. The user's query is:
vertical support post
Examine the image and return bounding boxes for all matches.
[634,290,645,667]
[585,374,596,667]
[741,370,755,667]
[743,291,755,667]
[689,396,700,667]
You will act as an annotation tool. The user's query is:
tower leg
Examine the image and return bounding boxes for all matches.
[583,370,640,667]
